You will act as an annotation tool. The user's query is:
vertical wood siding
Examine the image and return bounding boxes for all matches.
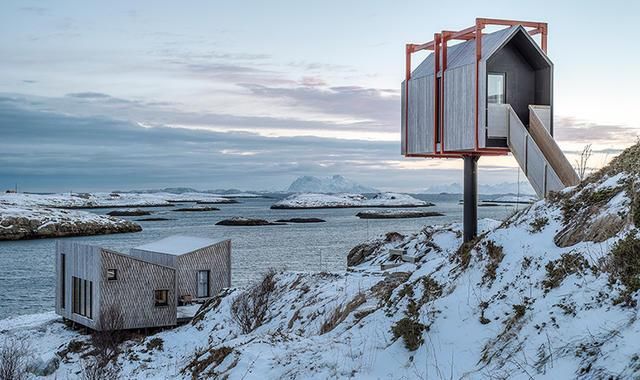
[55,241,101,329]
[175,240,231,300]
[444,64,475,151]
[100,250,176,330]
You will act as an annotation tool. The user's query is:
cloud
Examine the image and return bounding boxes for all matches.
[66,92,112,99]
[554,117,639,144]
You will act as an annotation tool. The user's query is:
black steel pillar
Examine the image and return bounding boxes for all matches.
[463,155,479,243]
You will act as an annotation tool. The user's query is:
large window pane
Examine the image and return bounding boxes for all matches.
[488,73,505,104]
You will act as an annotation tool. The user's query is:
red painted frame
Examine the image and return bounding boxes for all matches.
[403,18,548,159]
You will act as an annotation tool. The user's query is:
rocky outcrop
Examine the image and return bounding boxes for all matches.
[355,210,444,219]
[172,207,219,212]
[347,232,404,267]
[215,217,285,226]
[274,218,326,223]
[106,209,151,216]
[0,206,142,241]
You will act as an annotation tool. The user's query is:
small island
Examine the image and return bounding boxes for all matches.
[172,206,220,212]
[106,208,152,216]
[271,192,434,209]
[0,204,141,240]
[216,217,286,226]
[355,210,444,219]
[274,218,326,223]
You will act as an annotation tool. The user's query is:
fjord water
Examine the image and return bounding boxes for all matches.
[0,195,519,318]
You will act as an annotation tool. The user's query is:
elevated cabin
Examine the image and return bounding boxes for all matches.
[401,18,579,242]
[402,25,552,153]
[55,235,231,331]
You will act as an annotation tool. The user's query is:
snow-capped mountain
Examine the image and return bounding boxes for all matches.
[286,175,378,193]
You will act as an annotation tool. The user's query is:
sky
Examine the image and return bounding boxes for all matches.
[0,0,638,192]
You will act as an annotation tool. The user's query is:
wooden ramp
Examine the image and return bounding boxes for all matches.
[506,105,579,198]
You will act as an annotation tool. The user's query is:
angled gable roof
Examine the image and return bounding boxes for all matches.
[133,235,223,256]
[408,25,550,80]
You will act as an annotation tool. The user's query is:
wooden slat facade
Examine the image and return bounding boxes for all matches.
[55,237,232,331]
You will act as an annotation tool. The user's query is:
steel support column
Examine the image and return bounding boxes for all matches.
[463,155,479,242]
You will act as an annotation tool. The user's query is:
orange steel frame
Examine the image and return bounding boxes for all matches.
[403,18,548,159]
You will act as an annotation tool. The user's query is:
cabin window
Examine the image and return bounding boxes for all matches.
[72,276,93,319]
[60,254,66,309]
[488,73,506,104]
[107,268,117,281]
[154,290,169,306]
[197,270,210,298]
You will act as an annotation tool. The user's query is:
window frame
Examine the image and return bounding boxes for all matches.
[107,268,117,281]
[487,72,506,105]
[154,289,169,307]
[196,270,210,298]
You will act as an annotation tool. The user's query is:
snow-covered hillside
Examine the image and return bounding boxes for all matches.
[271,192,431,209]
[286,175,378,193]
[3,144,640,379]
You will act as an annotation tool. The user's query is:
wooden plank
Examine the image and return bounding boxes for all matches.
[529,106,579,187]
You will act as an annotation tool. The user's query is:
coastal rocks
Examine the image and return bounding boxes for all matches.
[196,199,238,204]
[0,205,142,241]
[274,218,326,223]
[135,217,174,222]
[355,210,444,219]
[347,231,405,267]
[215,217,285,226]
[106,209,152,216]
[172,207,219,212]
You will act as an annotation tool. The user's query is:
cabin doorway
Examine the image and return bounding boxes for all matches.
[487,72,508,140]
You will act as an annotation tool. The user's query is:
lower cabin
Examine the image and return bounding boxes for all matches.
[55,235,231,331]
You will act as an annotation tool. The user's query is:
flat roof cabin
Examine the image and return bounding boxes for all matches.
[55,235,231,331]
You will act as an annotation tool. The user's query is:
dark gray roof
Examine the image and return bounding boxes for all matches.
[409,25,549,79]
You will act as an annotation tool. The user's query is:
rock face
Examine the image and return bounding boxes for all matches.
[274,218,326,223]
[0,205,142,241]
[215,217,285,226]
[347,232,404,267]
[355,210,444,219]
[106,209,152,216]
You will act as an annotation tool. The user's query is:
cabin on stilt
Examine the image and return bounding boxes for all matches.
[401,18,579,241]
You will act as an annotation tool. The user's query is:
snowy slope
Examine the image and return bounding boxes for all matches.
[286,175,378,193]
[3,145,640,379]
[271,192,430,209]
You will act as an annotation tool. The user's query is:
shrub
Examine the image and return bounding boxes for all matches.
[0,338,32,380]
[610,232,640,305]
[529,217,549,233]
[512,304,526,319]
[146,337,164,352]
[319,293,366,334]
[92,304,125,362]
[231,269,277,333]
[391,318,426,351]
[79,357,118,380]
[182,346,233,378]
[420,276,443,304]
[482,241,505,285]
[542,253,590,292]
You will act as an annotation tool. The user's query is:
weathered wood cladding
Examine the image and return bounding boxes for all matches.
[403,25,553,153]
[55,241,101,329]
[129,248,177,267]
[443,64,475,151]
[100,249,176,330]
[175,240,231,300]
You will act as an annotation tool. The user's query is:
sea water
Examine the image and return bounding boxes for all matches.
[0,195,519,318]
